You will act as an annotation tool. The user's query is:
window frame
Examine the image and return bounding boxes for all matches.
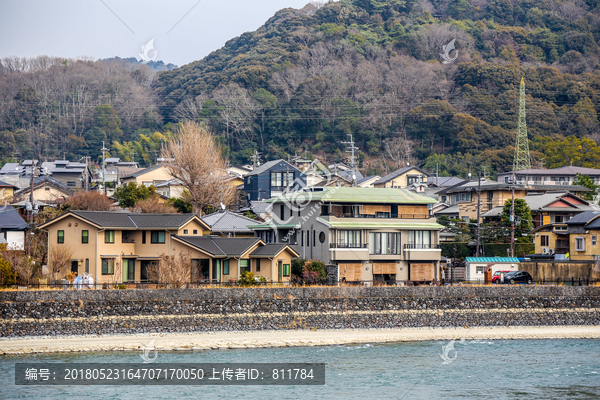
[105,230,115,244]
[337,230,361,248]
[369,232,401,255]
[81,230,88,244]
[575,237,585,251]
[256,258,261,272]
[223,259,230,275]
[592,235,597,246]
[57,230,64,244]
[102,258,115,275]
[151,231,165,244]
[540,235,549,247]
[283,263,290,277]
[240,259,250,274]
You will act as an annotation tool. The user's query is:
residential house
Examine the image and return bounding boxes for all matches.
[464,257,519,281]
[120,164,174,187]
[40,160,92,190]
[0,206,29,250]
[201,210,258,237]
[532,210,600,260]
[39,211,299,284]
[356,176,381,188]
[12,176,74,204]
[228,165,253,178]
[0,181,16,201]
[497,166,600,186]
[154,179,185,199]
[436,179,590,222]
[243,159,305,201]
[248,187,443,283]
[373,166,430,188]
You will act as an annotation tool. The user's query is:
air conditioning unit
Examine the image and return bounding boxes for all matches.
[542,247,549,255]
[549,249,555,255]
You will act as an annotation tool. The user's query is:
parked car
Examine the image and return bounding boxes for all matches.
[503,271,533,284]
[492,270,513,284]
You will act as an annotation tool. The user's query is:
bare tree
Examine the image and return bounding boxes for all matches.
[135,195,178,213]
[162,121,236,215]
[147,251,193,288]
[384,135,415,168]
[49,245,74,280]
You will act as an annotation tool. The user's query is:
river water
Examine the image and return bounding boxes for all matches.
[1,339,599,399]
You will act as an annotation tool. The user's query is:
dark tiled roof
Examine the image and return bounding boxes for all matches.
[0,180,16,188]
[121,164,163,179]
[430,177,465,187]
[499,166,600,176]
[174,236,260,257]
[374,166,430,185]
[566,210,600,225]
[245,159,299,177]
[68,211,197,229]
[0,207,29,230]
[201,211,257,233]
[249,244,294,257]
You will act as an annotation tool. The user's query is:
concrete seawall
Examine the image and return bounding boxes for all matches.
[1,287,599,338]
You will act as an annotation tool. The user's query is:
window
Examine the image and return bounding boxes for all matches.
[408,231,431,248]
[476,266,484,274]
[67,181,77,187]
[554,216,564,223]
[554,226,567,231]
[337,230,361,248]
[223,259,230,275]
[57,230,64,244]
[105,230,115,243]
[593,236,597,246]
[193,230,198,234]
[102,258,115,275]
[456,192,472,202]
[270,172,294,187]
[319,232,326,244]
[240,259,250,274]
[81,230,88,244]
[283,264,290,277]
[313,230,316,246]
[504,176,509,183]
[540,235,549,247]
[575,237,585,251]
[256,258,261,272]
[151,231,165,244]
[369,232,400,255]
[85,259,89,274]
[184,229,188,234]
[142,230,146,244]
[376,212,390,218]
[301,231,304,247]
[280,204,285,220]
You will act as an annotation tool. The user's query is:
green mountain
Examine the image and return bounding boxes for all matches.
[1,0,600,176]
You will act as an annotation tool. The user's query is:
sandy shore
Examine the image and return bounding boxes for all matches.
[1,326,599,356]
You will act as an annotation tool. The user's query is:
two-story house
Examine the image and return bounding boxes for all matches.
[39,211,298,284]
[497,166,600,186]
[120,164,174,187]
[373,166,430,188]
[243,159,305,201]
[248,187,443,283]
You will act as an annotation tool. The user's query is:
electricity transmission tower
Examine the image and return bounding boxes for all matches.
[513,78,532,171]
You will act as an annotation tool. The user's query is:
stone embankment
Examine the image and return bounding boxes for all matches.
[1,287,599,339]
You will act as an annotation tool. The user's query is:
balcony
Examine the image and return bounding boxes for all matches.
[325,212,429,219]
[403,243,442,261]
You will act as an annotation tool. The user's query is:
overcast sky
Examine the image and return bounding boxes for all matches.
[0,0,312,67]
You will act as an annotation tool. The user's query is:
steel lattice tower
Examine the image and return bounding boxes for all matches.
[513,77,532,171]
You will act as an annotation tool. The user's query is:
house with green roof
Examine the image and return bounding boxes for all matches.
[248,187,443,283]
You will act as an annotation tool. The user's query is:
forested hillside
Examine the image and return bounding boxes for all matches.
[2,0,600,176]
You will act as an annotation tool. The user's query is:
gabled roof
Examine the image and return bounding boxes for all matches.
[566,210,600,225]
[267,187,437,205]
[249,244,299,258]
[13,175,74,197]
[121,164,164,179]
[437,179,590,195]
[356,175,380,185]
[0,163,20,174]
[201,211,257,234]
[245,159,299,177]
[429,176,465,187]
[154,179,183,188]
[374,166,430,185]
[173,236,262,257]
[466,257,520,263]
[0,181,16,188]
[0,206,29,230]
[522,192,591,211]
[39,210,206,230]
[499,166,600,176]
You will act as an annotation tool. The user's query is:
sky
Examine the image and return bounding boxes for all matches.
[0,0,313,67]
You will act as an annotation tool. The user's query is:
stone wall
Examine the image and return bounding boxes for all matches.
[1,287,599,337]
[520,261,600,281]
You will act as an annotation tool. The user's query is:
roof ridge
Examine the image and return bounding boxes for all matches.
[209,237,226,256]
[127,214,139,228]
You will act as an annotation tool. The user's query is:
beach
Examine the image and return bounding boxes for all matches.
[1,326,599,355]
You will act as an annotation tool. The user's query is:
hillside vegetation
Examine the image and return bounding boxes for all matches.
[2,0,600,176]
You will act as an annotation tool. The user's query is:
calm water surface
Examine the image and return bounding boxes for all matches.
[0,339,599,399]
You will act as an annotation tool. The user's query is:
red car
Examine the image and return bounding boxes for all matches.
[492,270,513,284]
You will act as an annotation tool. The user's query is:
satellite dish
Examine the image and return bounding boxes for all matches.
[220,202,226,210]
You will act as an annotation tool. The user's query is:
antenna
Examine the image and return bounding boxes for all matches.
[341,134,358,186]
[513,78,532,171]
[251,150,261,169]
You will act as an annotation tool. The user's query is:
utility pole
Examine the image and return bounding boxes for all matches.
[510,172,516,258]
[251,150,261,169]
[342,134,358,186]
[476,171,481,257]
[101,141,109,194]
[28,160,35,225]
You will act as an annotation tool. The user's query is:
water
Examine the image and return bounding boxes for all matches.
[1,339,599,399]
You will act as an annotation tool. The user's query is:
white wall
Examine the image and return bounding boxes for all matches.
[5,231,25,250]
[466,262,519,281]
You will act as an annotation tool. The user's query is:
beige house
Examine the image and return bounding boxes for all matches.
[40,210,298,284]
[0,181,16,201]
[373,167,429,188]
[12,176,74,203]
[120,165,174,187]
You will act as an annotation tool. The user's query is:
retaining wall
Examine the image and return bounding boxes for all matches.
[1,287,599,337]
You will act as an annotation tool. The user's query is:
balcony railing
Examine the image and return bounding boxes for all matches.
[403,244,441,250]
[330,243,368,249]
[324,213,430,219]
